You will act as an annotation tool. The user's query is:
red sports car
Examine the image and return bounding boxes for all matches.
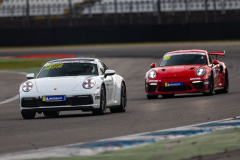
[145,50,229,99]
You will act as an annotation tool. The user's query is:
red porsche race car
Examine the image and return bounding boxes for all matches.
[145,49,229,99]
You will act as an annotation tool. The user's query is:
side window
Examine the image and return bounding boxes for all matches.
[101,61,109,71]
[98,62,105,75]
[207,53,212,64]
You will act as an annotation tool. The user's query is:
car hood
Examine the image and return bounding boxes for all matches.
[156,65,204,78]
[35,76,93,92]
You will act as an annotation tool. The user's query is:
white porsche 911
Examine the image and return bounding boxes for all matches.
[19,58,127,119]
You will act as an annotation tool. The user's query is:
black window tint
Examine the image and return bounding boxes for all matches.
[100,61,108,74]
[37,63,98,78]
[207,53,213,64]
[98,62,105,75]
[159,54,207,67]
[101,61,109,71]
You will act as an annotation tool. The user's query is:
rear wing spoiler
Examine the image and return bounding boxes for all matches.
[209,51,225,56]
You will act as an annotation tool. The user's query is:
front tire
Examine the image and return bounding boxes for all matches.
[92,85,106,115]
[215,70,229,94]
[110,82,127,113]
[43,111,60,117]
[21,111,36,119]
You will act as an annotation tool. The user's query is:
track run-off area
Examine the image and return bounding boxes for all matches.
[0,42,240,154]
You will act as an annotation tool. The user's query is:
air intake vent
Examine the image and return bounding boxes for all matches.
[189,67,195,70]
[162,69,166,71]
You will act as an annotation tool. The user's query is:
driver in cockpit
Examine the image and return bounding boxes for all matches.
[81,65,94,75]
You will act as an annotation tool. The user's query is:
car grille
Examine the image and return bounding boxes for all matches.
[22,98,39,107]
[21,95,93,107]
[39,99,70,106]
[186,85,192,90]
[192,82,205,90]
[162,86,187,92]
[148,85,157,92]
[72,96,93,106]
[158,86,162,92]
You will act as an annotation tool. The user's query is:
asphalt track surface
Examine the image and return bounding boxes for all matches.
[0,42,240,154]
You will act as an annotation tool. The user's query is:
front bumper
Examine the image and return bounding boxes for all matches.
[20,90,101,111]
[146,77,209,95]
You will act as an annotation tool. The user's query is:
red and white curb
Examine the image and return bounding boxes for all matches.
[0,71,28,106]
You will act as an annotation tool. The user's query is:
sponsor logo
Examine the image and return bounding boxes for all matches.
[149,80,158,82]
[165,82,183,87]
[43,96,65,101]
[190,77,201,80]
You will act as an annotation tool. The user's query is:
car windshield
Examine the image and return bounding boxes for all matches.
[159,52,207,67]
[37,61,98,78]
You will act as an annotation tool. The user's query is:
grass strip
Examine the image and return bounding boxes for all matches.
[0,58,56,70]
[5,68,41,76]
[40,128,240,160]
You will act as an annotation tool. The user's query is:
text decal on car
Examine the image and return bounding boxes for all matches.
[42,95,66,102]
[44,63,63,70]
[164,52,205,57]
[165,82,183,87]
[163,56,171,61]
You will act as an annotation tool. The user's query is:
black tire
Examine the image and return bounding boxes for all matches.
[161,94,175,98]
[222,70,229,93]
[21,111,36,119]
[110,82,127,113]
[147,95,158,99]
[92,85,106,115]
[203,73,214,95]
[43,111,60,117]
[215,70,229,94]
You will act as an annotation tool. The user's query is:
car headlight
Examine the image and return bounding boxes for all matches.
[196,68,206,76]
[22,81,33,92]
[83,78,96,89]
[148,70,157,79]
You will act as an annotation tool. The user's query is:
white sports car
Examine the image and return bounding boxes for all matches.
[19,58,127,119]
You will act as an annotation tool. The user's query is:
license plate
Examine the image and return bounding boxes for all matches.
[42,95,66,102]
[165,82,183,87]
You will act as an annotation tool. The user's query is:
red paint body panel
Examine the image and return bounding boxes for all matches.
[15,54,76,59]
[145,50,227,95]
[209,52,225,56]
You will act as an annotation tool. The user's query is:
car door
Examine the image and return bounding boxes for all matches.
[98,61,114,104]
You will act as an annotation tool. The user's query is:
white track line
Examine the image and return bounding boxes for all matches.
[0,95,19,105]
[0,70,28,75]
[0,71,27,106]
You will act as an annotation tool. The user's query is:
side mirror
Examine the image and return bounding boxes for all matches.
[104,70,115,78]
[26,73,34,79]
[212,60,219,65]
[150,63,156,68]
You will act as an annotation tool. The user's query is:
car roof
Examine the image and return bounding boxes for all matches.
[165,49,207,56]
[49,58,96,63]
